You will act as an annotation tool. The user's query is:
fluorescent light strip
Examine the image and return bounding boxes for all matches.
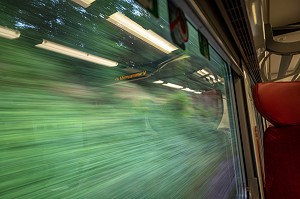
[197,70,205,75]
[182,88,195,92]
[162,83,183,89]
[194,91,202,94]
[107,12,178,54]
[71,0,96,8]
[36,40,118,67]
[209,75,215,79]
[201,69,209,75]
[153,80,164,84]
[0,26,20,39]
[252,3,257,25]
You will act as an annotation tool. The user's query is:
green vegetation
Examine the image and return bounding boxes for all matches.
[0,0,236,198]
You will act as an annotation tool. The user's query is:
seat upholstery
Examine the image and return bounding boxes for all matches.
[252,82,300,199]
[264,126,300,199]
[253,82,300,126]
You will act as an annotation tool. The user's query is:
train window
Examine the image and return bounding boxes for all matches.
[0,0,244,198]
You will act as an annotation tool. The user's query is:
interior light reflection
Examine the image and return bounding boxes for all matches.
[162,83,183,89]
[209,75,215,79]
[201,69,209,75]
[71,0,96,8]
[0,26,20,39]
[194,91,202,94]
[107,12,178,54]
[182,88,195,92]
[153,80,164,84]
[36,39,118,67]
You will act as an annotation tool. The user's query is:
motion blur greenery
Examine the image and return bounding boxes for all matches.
[0,0,236,198]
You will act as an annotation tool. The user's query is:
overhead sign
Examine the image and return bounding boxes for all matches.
[135,0,159,18]
[199,32,210,60]
[116,71,147,81]
[168,0,188,50]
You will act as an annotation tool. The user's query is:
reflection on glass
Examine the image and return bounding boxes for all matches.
[71,0,96,8]
[0,0,241,198]
[201,69,209,74]
[36,39,118,67]
[162,82,183,89]
[107,12,178,54]
[153,80,164,84]
[0,25,20,39]
[181,87,195,92]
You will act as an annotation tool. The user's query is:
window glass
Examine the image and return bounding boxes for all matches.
[0,0,243,198]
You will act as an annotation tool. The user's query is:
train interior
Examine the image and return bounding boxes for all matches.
[0,0,299,198]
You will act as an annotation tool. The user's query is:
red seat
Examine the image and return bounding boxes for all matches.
[253,82,300,199]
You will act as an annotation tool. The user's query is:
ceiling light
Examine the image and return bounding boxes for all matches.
[36,40,118,67]
[252,3,257,25]
[107,12,178,54]
[71,0,96,8]
[162,83,183,89]
[0,26,20,39]
[153,80,164,84]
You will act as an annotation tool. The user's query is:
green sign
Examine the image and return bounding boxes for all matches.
[199,32,210,60]
[135,0,159,18]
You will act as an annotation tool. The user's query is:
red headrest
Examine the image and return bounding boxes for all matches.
[253,82,300,126]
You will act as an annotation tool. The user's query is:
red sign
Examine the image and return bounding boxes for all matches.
[168,0,188,50]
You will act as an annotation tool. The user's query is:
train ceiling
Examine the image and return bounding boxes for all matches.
[211,0,300,82]
[260,0,300,82]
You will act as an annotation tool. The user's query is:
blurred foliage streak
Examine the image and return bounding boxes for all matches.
[0,0,238,198]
